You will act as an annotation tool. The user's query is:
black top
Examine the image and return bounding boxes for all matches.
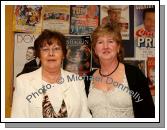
[84,63,155,118]
[17,59,40,77]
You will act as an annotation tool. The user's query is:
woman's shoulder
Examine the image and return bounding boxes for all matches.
[124,63,140,72]
[123,63,146,80]
[16,68,41,81]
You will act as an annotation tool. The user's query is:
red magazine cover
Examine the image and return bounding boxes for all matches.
[147,57,155,96]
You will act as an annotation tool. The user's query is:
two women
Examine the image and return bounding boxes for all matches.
[12,25,155,118]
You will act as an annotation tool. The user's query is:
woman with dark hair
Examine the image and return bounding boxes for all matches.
[12,29,91,118]
[85,25,155,118]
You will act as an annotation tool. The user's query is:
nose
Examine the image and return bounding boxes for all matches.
[49,48,54,56]
[103,42,108,48]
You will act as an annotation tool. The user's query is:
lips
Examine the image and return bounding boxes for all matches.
[102,51,111,54]
[47,59,56,62]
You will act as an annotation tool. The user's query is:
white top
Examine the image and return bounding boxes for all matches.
[88,74,134,118]
[11,67,91,118]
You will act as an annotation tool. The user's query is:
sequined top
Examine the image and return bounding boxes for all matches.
[88,74,134,118]
[42,81,67,118]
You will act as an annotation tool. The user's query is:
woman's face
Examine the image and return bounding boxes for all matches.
[40,41,64,72]
[94,34,120,62]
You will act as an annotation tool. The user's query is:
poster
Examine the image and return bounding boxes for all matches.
[70,5,100,35]
[42,5,70,34]
[147,57,155,96]
[134,5,155,59]
[13,5,42,33]
[101,5,130,40]
[63,36,91,75]
[14,33,40,85]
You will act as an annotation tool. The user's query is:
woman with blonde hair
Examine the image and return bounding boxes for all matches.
[85,24,154,118]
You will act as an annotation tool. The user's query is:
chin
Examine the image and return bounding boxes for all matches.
[47,65,60,70]
[101,56,114,60]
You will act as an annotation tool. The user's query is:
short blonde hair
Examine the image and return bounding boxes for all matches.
[91,24,124,62]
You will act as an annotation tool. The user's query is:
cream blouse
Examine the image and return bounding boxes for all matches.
[88,74,134,118]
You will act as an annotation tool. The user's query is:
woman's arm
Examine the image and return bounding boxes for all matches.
[11,77,28,117]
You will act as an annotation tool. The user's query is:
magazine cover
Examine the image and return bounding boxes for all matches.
[101,5,130,40]
[123,59,146,75]
[147,57,155,96]
[63,36,91,75]
[134,5,155,59]
[42,5,70,34]
[70,5,100,35]
[14,33,40,85]
[13,5,42,33]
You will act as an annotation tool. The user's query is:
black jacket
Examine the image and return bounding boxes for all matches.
[17,59,40,77]
[84,64,155,118]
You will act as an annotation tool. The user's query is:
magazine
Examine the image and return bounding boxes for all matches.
[13,5,42,33]
[70,5,100,35]
[147,57,155,96]
[63,36,91,75]
[14,33,40,85]
[42,5,70,34]
[101,5,130,40]
[134,5,155,59]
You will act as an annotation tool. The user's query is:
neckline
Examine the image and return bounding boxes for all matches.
[99,62,119,77]
[91,80,115,93]
[90,71,127,93]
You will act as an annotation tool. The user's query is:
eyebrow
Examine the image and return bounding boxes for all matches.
[97,38,114,41]
[42,44,61,47]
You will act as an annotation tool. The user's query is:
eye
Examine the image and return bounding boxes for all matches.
[108,40,114,44]
[42,48,49,52]
[97,41,103,44]
[53,47,61,51]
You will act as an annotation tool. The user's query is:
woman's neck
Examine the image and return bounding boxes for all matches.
[42,68,61,84]
[100,59,119,75]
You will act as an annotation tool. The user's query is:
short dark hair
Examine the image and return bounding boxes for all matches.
[34,29,67,58]
[143,7,155,20]
[27,46,36,57]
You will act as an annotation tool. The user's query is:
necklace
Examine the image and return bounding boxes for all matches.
[99,62,119,77]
